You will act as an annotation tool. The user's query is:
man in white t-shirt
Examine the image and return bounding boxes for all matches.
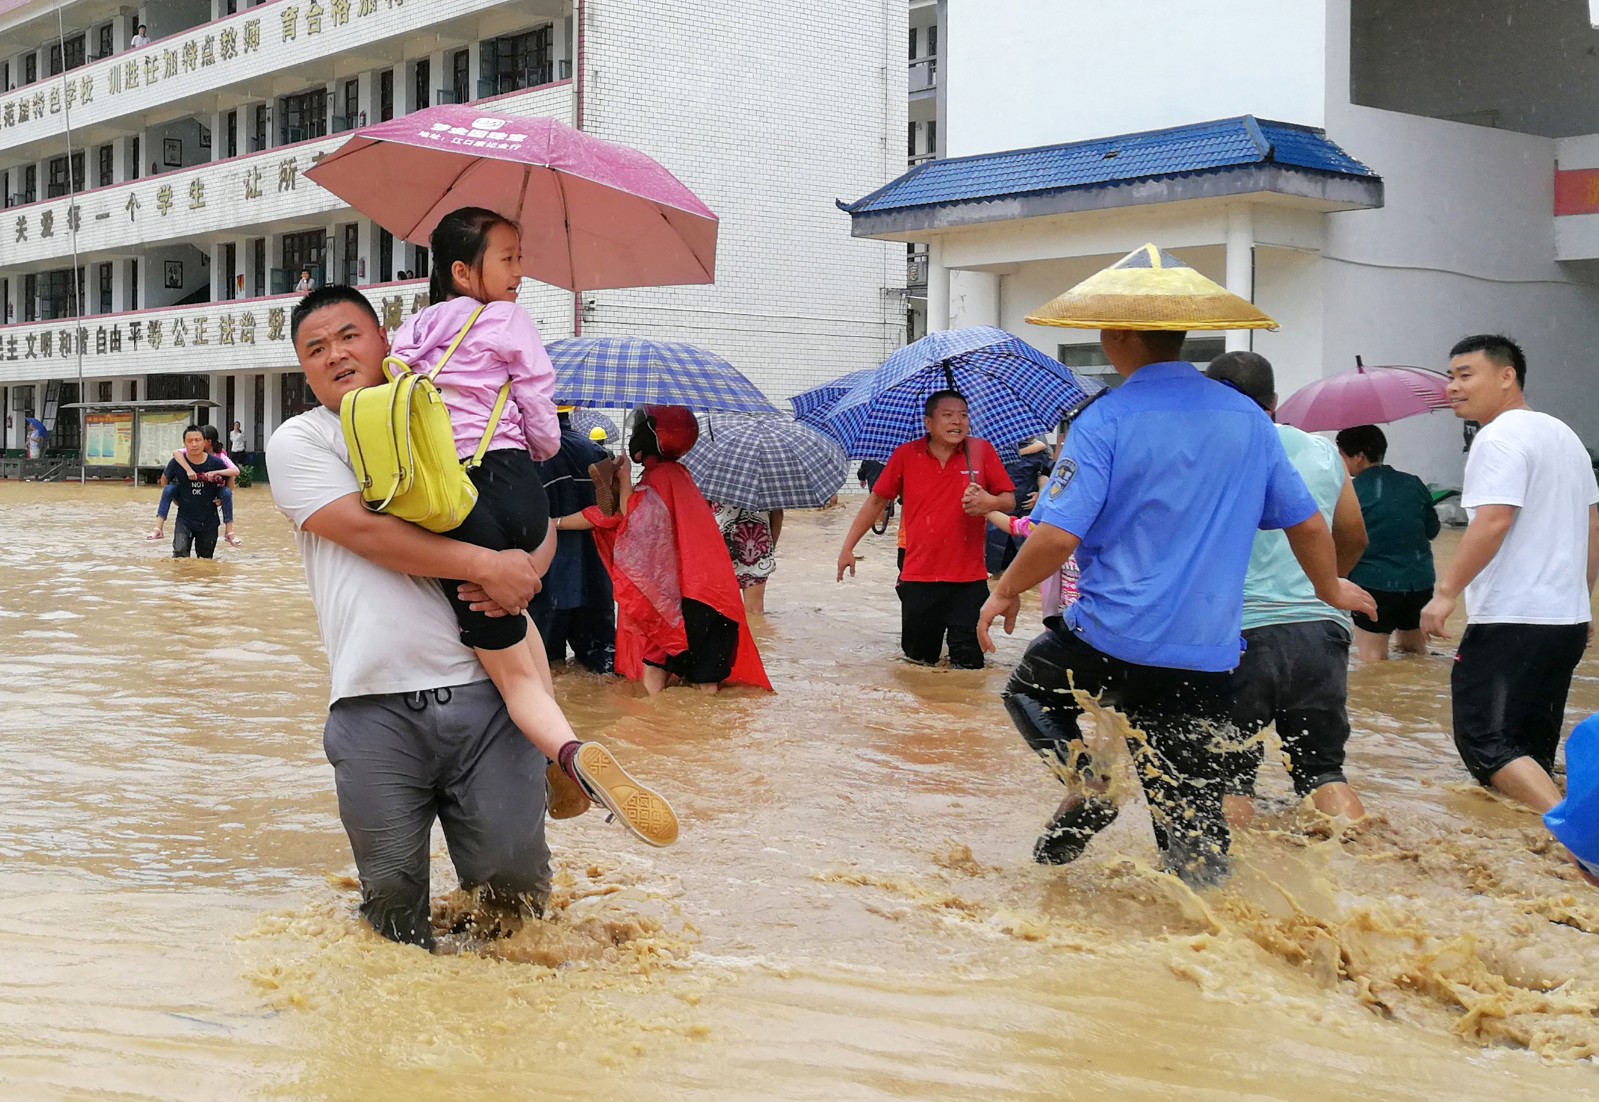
[1421,335,1599,819]
[268,285,550,950]
[130,24,150,48]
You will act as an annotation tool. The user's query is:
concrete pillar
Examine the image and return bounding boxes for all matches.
[950,269,1000,330]
[926,239,949,332]
[1225,204,1255,353]
[262,371,282,444]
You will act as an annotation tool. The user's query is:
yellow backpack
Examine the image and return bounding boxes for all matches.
[339,304,511,533]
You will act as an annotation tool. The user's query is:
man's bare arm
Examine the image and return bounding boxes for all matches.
[1284,512,1377,617]
[1419,504,1516,638]
[1330,475,1368,577]
[837,492,891,580]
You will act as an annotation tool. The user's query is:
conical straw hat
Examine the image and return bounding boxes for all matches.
[1026,244,1277,331]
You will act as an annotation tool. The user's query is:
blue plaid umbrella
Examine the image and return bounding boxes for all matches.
[566,407,620,444]
[681,414,849,510]
[548,337,780,414]
[822,327,1102,461]
[789,368,873,431]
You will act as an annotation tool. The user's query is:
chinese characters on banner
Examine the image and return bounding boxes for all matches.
[0,292,428,365]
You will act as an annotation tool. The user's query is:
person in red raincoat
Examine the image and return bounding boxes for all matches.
[553,405,771,696]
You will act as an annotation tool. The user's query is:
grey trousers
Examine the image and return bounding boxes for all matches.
[322,678,551,950]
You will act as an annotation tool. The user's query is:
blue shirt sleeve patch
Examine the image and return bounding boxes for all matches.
[1047,456,1077,500]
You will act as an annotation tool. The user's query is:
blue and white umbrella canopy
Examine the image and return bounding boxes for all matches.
[789,368,873,430]
[566,407,620,444]
[548,336,780,414]
[821,327,1102,461]
[681,414,850,511]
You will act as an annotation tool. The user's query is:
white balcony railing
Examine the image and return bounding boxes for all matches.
[909,55,937,94]
[0,0,526,158]
[0,81,574,268]
[0,277,575,387]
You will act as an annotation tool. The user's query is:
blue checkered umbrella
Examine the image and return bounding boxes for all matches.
[566,407,620,444]
[680,414,849,510]
[548,337,780,414]
[822,327,1102,461]
[789,368,873,431]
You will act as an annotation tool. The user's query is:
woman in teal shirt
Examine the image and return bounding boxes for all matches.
[1336,425,1441,661]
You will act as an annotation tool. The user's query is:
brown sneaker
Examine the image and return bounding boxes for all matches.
[573,742,678,847]
[545,761,591,820]
[588,458,619,516]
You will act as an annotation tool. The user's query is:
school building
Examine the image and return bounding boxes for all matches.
[0,0,906,475]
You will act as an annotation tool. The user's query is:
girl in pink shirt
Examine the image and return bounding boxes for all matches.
[390,206,677,849]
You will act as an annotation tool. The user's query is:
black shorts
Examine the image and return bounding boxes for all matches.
[438,449,552,651]
[1352,587,1431,635]
[896,579,988,669]
[1221,620,1351,797]
[1451,622,1588,785]
[643,598,739,684]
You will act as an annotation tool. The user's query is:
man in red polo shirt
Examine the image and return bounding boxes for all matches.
[838,391,1015,668]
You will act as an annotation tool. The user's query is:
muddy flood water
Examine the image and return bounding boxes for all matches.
[4,481,1599,1100]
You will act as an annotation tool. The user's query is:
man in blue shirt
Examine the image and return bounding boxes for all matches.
[979,330,1375,886]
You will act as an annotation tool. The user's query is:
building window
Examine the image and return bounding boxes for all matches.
[451,49,470,104]
[96,24,113,60]
[97,144,113,187]
[252,238,266,297]
[97,262,112,313]
[23,53,37,86]
[342,222,359,286]
[336,79,360,131]
[481,26,553,98]
[147,374,210,401]
[927,26,938,57]
[909,28,916,60]
[39,267,83,320]
[251,104,268,152]
[281,229,326,291]
[47,153,85,198]
[280,87,328,145]
[97,381,113,403]
[21,164,36,204]
[223,243,238,301]
[907,122,917,157]
[413,57,430,111]
[379,227,393,281]
[927,121,937,158]
[379,69,394,121]
[1057,336,1225,389]
[281,372,318,417]
[127,259,138,310]
[226,110,238,158]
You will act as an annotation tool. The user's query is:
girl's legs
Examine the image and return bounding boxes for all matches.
[220,487,241,546]
[1393,628,1428,655]
[148,482,177,538]
[475,641,577,762]
[529,520,556,577]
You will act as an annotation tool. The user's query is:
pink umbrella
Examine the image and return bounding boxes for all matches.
[1276,361,1450,432]
[306,107,717,291]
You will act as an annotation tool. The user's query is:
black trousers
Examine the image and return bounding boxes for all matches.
[438,449,551,651]
[172,516,218,559]
[530,603,616,674]
[1220,620,1352,798]
[896,579,988,669]
[1002,626,1234,868]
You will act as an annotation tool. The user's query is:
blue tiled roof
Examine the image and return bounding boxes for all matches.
[842,116,1376,215]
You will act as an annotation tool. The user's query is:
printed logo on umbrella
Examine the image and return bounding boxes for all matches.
[423,118,529,150]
